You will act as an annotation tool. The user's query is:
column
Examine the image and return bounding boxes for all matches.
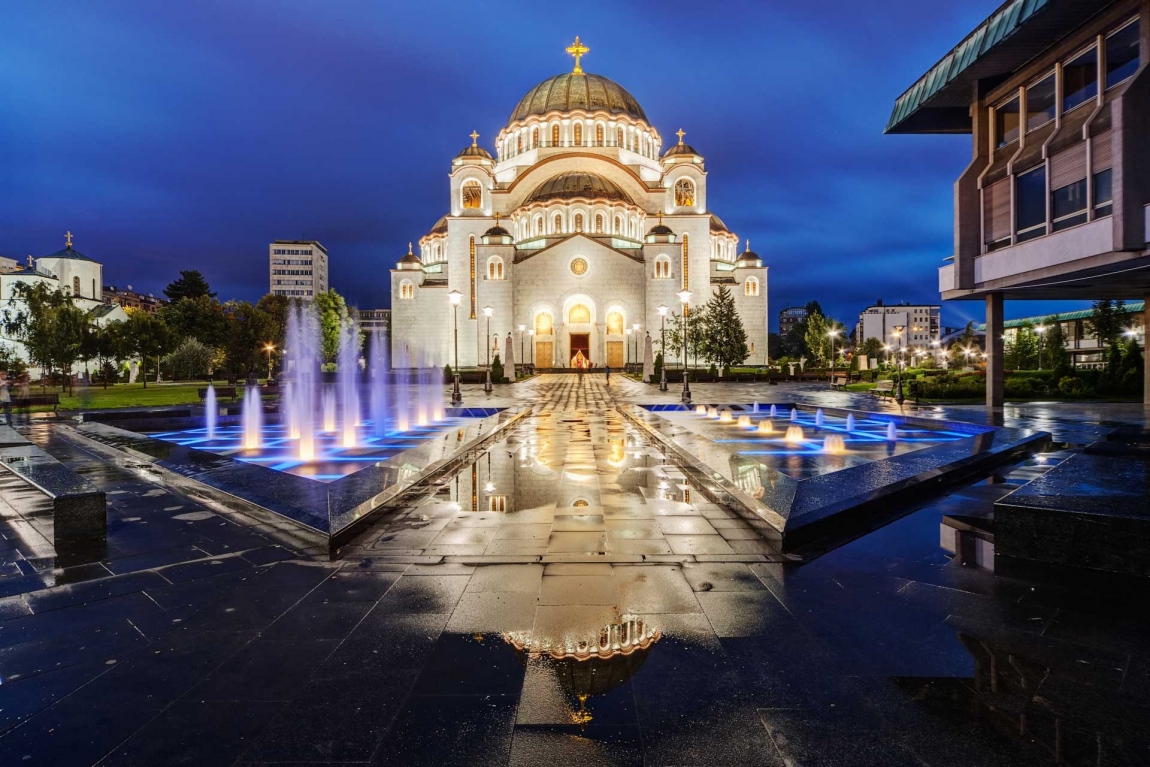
[986,293,1005,408]
[1144,295,1150,408]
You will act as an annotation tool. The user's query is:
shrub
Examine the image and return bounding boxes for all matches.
[443,364,453,383]
[491,354,504,383]
[1058,376,1084,395]
[653,352,663,379]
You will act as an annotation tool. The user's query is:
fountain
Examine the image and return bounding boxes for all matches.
[369,326,389,438]
[338,320,360,448]
[823,434,846,453]
[815,409,825,427]
[758,419,773,434]
[695,404,707,415]
[241,386,263,450]
[790,408,798,422]
[752,401,759,413]
[394,345,410,432]
[204,384,217,440]
[846,413,856,431]
[737,415,751,428]
[284,302,320,460]
[707,406,719,419]
[886,422,898,441]
[769,404,778,418]
[322,387,336,432]
[719,409,734,423]
[785,425,804,443]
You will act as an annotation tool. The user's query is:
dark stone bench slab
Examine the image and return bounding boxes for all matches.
[0,445,106,544]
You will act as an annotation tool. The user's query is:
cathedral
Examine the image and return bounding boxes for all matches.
[391,39,768,370]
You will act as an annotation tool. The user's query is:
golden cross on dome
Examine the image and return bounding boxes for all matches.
[408,242,413,255]
[64,230,73,248]
[745,239,750,251]
[676,129,686,145]
[565,36,589,74]
[469,130,479,146]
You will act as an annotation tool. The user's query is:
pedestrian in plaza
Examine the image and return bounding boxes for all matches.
[0,375,12,425]
[605,364,611,385]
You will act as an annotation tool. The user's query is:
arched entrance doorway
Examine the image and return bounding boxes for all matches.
[562,296,596,369]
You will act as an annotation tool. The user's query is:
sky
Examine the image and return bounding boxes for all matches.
[0,0,1091,331]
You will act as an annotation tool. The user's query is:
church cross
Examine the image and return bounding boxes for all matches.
[745,239,750,251]
[676,129,685,145]
[565,36,589,74]
[469,130,479,146]
[65,230,73,248]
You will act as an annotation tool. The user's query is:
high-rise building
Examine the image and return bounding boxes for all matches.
[778,306,807,336]
[269,240,328,298]
[856,300,940,350]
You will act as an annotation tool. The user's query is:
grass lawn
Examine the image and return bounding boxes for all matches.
[844,382,877,393]
[43,383,221,410]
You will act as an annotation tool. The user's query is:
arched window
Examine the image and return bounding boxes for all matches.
[72,276,81,297]
[594,213,604,233]
[551,124,560,146]
[616,127,623,146]
[606,311,624,335]
[574,213,584,232]
[573,123,582,146]
[596,124,604,145]
[553,213,563,234]
[745,277,759,297]
[614,215,622,234]
[487,256,504,281]
[535,312,553,335]
[531,127,539,147]
[516,134,522,153]
[654,256,671,279]
[533,215,543,236]
[675,178,696,207]
[461,180,482,209]
[400,280,414,300]
[569,304,590,324]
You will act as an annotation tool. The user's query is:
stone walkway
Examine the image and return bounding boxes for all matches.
[0,377,1147,766]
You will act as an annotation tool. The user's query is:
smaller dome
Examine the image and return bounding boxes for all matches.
[428,216,448,235]
[647,223,674,237]
[708,214,729,233]
[484,225,511,238]
[399,242,422,267]
[663,143,700,158]
[457,144,493,160]
[736,240,762,266]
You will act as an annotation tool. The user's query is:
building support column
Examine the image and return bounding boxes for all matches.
[986,292,1004,408]
[1144,294,1150,408]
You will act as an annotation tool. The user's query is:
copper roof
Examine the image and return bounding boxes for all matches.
[525,172,634,205]
[509,72,647,125]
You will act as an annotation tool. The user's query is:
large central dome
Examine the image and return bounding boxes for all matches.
[525,172,634,205]
[509,73,647,126]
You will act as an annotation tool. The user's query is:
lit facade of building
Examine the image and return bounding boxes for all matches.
[270,240,328,299]
[977,300,1146,369]
[855,301,941,350]
[104,285,166,314]
[778,306,807,337]
[888,0,1150,405]
[390,40,768,369]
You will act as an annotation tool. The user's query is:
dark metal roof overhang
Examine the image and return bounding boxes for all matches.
[885,0,1121,135]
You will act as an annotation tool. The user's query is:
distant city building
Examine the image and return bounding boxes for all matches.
[976,301,1146,369]
[856,300,940,350]
[0,255,20,274]
[778,306,807,336]
[888,0,1149,404]
[104,285,166,314]
[356,308,391,333]
[270,240,328,299]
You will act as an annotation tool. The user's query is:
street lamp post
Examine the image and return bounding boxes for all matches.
[826,329,839,388]
[483,306,493,393]
[528,329,535,368]
[625,328,631,366]
[658,305,668,391]
[632,322,640,372]
[448,290,463,403]
[263,343,275,382]
[891,325,905,404]
[518,324,525,372]
[678,290,692,402]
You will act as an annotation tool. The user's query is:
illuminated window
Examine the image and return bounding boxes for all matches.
[516,134,522,153]
[573,123,582,145]
[594,214,604,233]
[654,255,671,279]
[674,178,695,207]
[553,213,563,233]
[614,215,622,234]
[606,311,624,335]
[533,215,543,236]
[551,124,560,145]
[400,280,414,299]
[574,213,584,232]
[531,127,539,147]
[596,124,604,145]
[461,180,482,209]
[616,127,623,146]
[745,277,759,297]
[488,495,507,512]
[569,304,591,324]
[487,256,504,280]
[535,312,553,334]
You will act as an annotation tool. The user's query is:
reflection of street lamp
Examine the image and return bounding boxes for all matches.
[658,305,668,391]
[483,305,493,393]
[625,328,632,366]
[448,290,463,403]
[826,329,840,387]
[891,326,905,404]
[678,290,692,402]
[528,329,535,367]
[518,324,525,371]
[263,343,275,381]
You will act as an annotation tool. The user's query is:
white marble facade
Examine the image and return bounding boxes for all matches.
[391,45,767,369]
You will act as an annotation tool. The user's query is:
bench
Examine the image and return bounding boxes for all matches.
[198,387,238,402]
[11,394,59,413]
[0,444,106,546]
[874,380,895,396]
[832,375,848,390]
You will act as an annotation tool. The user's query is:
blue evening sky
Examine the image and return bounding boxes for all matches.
[0,0,1089,330]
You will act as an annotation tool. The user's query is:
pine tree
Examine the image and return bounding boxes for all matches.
[700,286,748,372]
[163,270,216,302]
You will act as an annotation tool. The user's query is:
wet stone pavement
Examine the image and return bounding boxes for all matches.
[0,375,1147,766]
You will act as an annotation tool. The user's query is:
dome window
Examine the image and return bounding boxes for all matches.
[596,124,604,145]
[654,255,671,279]
[675,178,696,207]
[594,214,604,233]
[551,124,560,146]
[487,256,504,281]
[461,180,482,210]
[574,213,584,232]
[573,123,583,146]
[553,213,563,234]
[400,280,414,300]
[745,277,760,297]
[531,127,539,147]
[616,127,624,147]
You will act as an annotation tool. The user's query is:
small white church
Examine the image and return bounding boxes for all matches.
[390,38,768,369]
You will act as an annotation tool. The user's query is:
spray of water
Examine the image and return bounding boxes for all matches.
[204,384,217,440]
[338,319,360,448]
[242,386,263,449]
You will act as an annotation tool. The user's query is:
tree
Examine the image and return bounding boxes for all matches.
[124,310,172,388]
[91,321,125,388]
[686,307,707,370]
[163,270,216,302]
[1086,299,1124,350]
[804,311,829,365]
[859,337,884,366]
[314,289,350,364]
[166,337,214,380]
[2,282,87,392]
[223,301,273,377]
[256,293,290,353]
[159,295,229,348]
[1040,317,1069,373]
[947,322,982,365]
[699,286,749,372]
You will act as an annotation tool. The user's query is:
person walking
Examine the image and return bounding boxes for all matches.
[0,375,12,426]
[604,364,611,385]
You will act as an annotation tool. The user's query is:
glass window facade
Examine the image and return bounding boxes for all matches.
[1026,74,1056,131]
[995,96,1020,147]
[1052,179,1087,231]
[1015,166,1047,242]
[1106,20,1140,88]
[1093,169,1113,217]
[1063,47,1098,112]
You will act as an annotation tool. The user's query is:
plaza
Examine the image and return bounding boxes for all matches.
[0,376,1148,766]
